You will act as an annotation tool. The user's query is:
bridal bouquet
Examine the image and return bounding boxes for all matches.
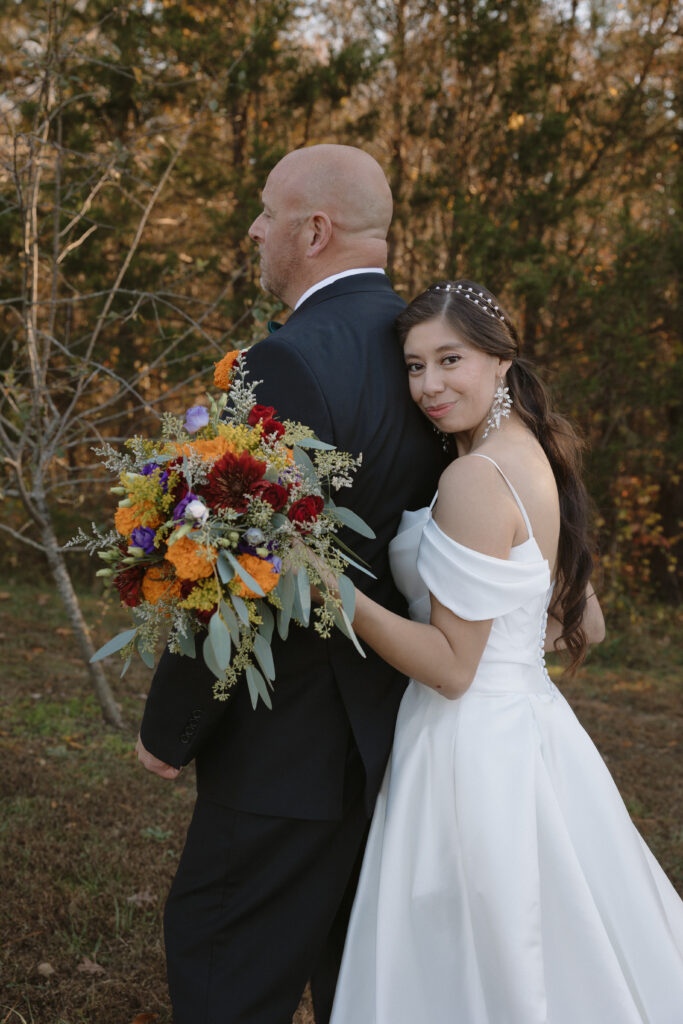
[77,351,371,709]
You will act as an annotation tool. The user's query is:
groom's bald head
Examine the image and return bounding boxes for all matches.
[248,144,393,307]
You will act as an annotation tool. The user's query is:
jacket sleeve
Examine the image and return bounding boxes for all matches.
[139,645,230,768]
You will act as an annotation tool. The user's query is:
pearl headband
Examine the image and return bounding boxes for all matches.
[432,282,506,323]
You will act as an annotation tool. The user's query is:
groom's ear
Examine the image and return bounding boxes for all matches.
[306,211,333,257]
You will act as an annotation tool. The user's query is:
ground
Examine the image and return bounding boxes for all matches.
[1,581,680,1024]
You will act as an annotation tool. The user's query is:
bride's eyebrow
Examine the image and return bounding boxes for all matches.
[404,343,463,360]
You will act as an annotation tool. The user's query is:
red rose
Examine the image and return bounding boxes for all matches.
[247,404,277,426]
[251,480,289,511]
[260,417,285,440]
[287,494,324,532]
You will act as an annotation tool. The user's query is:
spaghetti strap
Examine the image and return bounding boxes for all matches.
[468,453,534,540]
[429,492,439,511]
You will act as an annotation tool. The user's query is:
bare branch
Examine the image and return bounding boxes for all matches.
[0,521,49,552]
[56,222,98,264]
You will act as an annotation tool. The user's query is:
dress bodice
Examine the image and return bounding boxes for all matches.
[388,460,555,695]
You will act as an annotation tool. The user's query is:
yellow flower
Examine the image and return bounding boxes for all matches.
[166,535,217,581]
[179,576,221,612]
[213,350,242,390]
[233,553,280,599]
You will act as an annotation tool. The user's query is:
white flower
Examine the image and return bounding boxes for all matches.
[185,499,209,525]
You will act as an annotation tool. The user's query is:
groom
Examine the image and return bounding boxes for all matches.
[136,144,446,1023]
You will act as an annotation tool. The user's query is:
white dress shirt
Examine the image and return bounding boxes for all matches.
[294,268,386,310]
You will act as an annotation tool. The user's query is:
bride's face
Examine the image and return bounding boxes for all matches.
[403,317,510,438]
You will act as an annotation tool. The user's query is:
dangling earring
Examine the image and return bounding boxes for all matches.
[483,378,512,438]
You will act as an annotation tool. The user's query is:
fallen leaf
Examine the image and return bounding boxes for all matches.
[55,627,72,636]
[77,956,105,975]
[131,1014,159,1024]
[37,961,55,977]
[0,591,10,600]
[126,887,156,906]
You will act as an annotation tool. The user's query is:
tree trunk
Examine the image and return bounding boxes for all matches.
[40,517,126,730]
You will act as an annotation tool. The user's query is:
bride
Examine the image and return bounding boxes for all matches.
[326,280,683,1023]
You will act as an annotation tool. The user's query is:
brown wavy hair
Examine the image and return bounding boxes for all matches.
[395,279,594,670]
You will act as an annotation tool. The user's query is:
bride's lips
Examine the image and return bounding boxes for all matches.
[424,403,454,419]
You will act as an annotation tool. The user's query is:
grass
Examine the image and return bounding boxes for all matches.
[1,580,681,1023]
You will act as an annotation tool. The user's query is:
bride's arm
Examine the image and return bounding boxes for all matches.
[350,590,492,699]
[544,586,605,651]
[344,459,518,699]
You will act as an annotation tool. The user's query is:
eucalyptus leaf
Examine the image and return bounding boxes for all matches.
[202,634,224,679]
[295,436,335,450]
[90,628,138,663]
[217,552,235,583]
[120,655,132,678]
[276,606,291,642]
[137,641,156,669]
[253,633,276,681]
[276,570,295,640]
[244,665,259,709]
[292,446,317,479]
[271,513,289,529]
[178,630,197,659]
[331,505,376,539]
[167,521,193,546]
[335,544,377,578]
[336,573,356,622]
[231,592,251,627]
[258,602,274,644]
[208,612,232,671]
[219,600,240,645]
[295,565,311,627]
[333,606,367,659]
[225,551,265,597]
[246,664,272,710]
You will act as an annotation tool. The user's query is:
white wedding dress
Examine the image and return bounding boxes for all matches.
[330,455,683,1024]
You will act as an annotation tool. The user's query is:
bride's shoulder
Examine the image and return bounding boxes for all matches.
[434,455,518,558]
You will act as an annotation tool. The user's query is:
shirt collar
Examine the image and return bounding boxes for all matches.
[294,268,386,311]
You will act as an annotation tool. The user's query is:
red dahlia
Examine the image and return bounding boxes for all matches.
[200,450,266,512]
[113,562,145,607]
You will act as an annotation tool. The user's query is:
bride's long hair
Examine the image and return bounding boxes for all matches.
[395,279,594,671]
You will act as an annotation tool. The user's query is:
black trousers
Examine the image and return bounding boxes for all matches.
[164,753,369,1023]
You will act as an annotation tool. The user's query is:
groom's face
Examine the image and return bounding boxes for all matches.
[249,165,307,306]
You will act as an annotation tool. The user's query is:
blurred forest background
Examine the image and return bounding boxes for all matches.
[0,1,681,1021]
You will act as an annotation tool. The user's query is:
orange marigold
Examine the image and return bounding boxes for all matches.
[170,437,236,463]
[213,350,242,390]
[142,564,181,605]
[234,553,280,599]
[165,534,217,581]
[114,501,162,538]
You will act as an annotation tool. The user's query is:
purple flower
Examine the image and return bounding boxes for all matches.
[267,555,282,574]
[184,405,210,433]
[173,492,199,521]
[130,526,157,554]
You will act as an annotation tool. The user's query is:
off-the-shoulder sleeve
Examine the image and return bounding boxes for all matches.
[416,517,551,621]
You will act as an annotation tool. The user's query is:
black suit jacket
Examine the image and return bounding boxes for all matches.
[140,274,447,820]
